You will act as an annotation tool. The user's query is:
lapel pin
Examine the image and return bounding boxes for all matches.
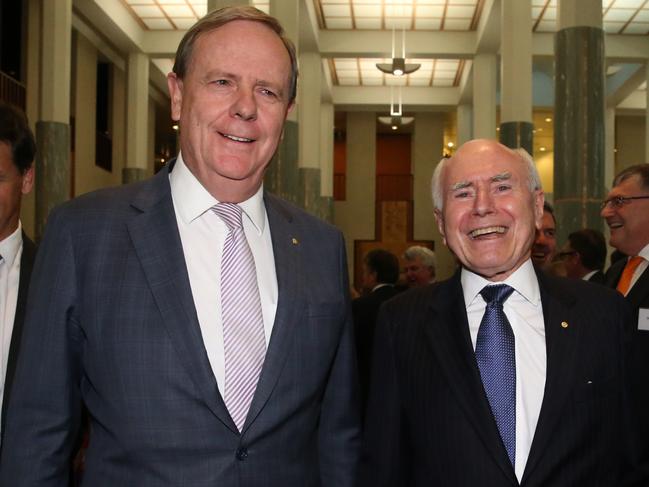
[561,321,569,329]
[291,237,299,245]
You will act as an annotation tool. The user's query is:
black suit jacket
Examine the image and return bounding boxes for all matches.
[360,269,638,486]
[586,269,606,284]
[0,165,360,486]
[352,285,401,412]
[1,232,36,433]
[606,258,649,476]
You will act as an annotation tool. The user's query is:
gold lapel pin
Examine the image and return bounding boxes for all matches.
[561,321,569,329]
[291,237,299,245]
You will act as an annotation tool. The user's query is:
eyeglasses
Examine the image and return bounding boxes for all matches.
[600,195,649,210]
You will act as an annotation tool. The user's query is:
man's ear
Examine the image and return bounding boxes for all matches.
[21,166,34,195]
[434,208,447,245]
[534,190,545,230]
[167,73,183,122]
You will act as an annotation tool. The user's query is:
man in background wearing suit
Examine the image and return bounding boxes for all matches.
[360,139,639,486]
[0,102,36,443]
[0,7,359,486]
[602,164,649,474]
[352,248,400,414]
[559,228,607,284]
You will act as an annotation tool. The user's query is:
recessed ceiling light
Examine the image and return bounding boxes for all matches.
[539,146,546,152]
[447,142,454,148]
[544,117,552,123]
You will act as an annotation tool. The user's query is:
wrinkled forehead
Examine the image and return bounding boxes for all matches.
[444,149,524,186]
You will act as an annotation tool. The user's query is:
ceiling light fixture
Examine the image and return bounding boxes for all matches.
[376,29,421,76]
[378,86,414,129]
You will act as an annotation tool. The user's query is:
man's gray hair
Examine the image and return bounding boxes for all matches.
[403,246,437,277]
[431,147,542,211]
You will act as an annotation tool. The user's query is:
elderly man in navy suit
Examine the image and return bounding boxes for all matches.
[0,6,359,486]
[360,139,641,486]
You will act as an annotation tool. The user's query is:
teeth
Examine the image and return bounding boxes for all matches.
[469,226,506,238]
[222,133,253,142]
[609,222,623,229]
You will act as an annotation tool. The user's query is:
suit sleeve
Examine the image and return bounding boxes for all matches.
[358,301,408,487]
[0,206,83,486]
[317,231,361,487]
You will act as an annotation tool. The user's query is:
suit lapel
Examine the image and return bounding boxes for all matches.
[1,234,37,430]
[127,167,237,433]
[605,258,625,288]
[242,194,303,432]
[425,274,518,484]
[521,272,580,483]
[625,265,649,309]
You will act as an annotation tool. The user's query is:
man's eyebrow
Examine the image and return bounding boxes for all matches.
[491,172,511,182]
[451,181,472,191]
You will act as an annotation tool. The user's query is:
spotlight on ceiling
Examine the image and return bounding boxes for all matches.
[376,29,420,76]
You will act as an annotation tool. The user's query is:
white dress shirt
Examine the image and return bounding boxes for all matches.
[170,153,278,396]
[582,270,598,281]
[625,242,649,294]
[0,224,24,437]
[462,259,546,482]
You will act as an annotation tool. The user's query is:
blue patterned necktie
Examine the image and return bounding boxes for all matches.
[475,284,516,467]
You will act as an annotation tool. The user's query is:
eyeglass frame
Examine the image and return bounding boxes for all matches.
[600,195,649,210]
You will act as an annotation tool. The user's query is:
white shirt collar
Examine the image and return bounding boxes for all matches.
[169,152,266,235]
[461,258,541,308]
[582,270,598,281]
[0,222,23,267]
[637,242,649,261]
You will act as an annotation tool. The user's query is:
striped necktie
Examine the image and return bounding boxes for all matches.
[213,203,266,432]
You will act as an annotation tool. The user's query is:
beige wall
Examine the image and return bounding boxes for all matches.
[616,115,646,175]
[334,112,376,277]
[111,65,126,181]
[73,32,121,196]
[412,113,457,280]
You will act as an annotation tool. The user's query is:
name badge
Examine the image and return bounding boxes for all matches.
[639,308,649,331]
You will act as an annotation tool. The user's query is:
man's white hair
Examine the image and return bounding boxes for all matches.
[431,146,542,211]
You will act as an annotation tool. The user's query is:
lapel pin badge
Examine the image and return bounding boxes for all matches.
[561,321,569,329]
[291,237,299,245]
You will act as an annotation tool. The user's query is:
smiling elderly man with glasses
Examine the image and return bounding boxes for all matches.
[602,163,649,475]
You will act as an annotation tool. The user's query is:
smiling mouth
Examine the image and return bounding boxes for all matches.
[468,226,507,239]
[220,132,254,143]
[608,221,623,229]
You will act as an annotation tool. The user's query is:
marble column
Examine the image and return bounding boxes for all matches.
[456,104,472,146]
[123,52,149,184]
[412,113,455,279]
[554,0,605,242]
[605,107,616,191]
[35,0,72,240]
[319,102,334,222]
[265,0,300,203]
[499,0,533,153]
[472,54,497,140]
[645,64,649,165]
[298,52,322,213]
[334,112,376,276]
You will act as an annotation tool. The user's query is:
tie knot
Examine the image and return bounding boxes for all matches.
[213,203,243,231]
[480,284,514,306]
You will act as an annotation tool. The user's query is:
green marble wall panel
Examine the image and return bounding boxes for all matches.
[554,26,606,242]
[122,167,148,184]
[35,121,70,240]
[499,121,534,155]
[318,196,334,223]
[299,167,321,213]
[265,121,299,205]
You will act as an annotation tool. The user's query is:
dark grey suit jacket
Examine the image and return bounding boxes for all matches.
[360,269,640,486]
[0,164,360,486]
[0,233,36,434]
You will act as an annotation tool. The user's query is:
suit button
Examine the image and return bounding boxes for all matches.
[236,447,248,461]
